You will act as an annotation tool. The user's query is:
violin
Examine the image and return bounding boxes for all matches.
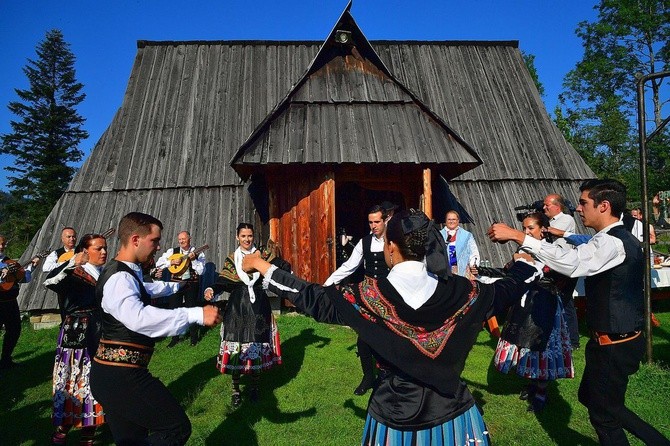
[57,227,116,263]
[0,250,50,291]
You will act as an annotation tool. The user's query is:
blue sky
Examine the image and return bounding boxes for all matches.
[0,0,599,190]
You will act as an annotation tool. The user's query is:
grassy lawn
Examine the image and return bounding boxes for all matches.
[1,307,670,445]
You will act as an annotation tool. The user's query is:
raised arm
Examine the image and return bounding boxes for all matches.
[243,253,345,325]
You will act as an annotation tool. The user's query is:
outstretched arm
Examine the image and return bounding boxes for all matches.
[243,253,345,325]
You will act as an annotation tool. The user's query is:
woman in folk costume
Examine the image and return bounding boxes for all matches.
[242,210,540,446]
[439,210,480,277]
[44,234,108,446]
[493,212,574,412]
[204,223,290,407]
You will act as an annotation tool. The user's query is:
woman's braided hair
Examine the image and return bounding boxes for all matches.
[386,209,427,261]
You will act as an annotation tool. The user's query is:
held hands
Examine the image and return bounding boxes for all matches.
[203,287,214,301]
[74,251,89,266]
[487,223,524,244]
[30,256,41,268]
[202,305,222,326]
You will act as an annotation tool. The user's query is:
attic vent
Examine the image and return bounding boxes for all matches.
[334,30,352,44]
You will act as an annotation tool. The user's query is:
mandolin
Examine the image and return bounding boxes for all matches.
[167,244,209,276]
[57,227,116,263]
[0,250,51,291]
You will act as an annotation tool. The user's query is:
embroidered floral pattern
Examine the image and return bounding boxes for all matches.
[95,343,153,367]
[352,277,480,359]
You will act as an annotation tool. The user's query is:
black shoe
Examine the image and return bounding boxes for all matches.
[354,376,374,396]
[231,392,241,408]
[190,340,197,346]
[167,337,181,348]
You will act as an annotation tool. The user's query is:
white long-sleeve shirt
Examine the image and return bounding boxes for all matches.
[520,221,626,278]
[42,247,74,273]
[101,261,202,338]
[324,235,385,286]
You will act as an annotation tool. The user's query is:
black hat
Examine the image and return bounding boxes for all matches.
[380,201,399,212]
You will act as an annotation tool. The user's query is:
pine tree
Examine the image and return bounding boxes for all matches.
[1,29,87,239]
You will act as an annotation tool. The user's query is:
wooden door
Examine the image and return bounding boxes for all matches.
[269,170,335,284]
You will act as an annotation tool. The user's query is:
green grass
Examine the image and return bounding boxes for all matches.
[2,309,670,445]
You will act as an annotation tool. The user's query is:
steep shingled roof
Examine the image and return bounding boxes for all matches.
[231,5,482,180]
[17,12,593,312]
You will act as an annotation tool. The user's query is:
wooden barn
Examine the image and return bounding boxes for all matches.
[18,4,593,312]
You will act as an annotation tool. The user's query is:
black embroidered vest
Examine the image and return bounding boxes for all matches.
[584,226,644,333]
[362,234,389,280]
[96,260,154,347]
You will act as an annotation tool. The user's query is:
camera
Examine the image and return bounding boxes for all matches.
[514,200,544,222]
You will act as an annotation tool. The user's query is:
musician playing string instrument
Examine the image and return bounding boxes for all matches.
[43,227,77,273]
[0,235,42,369]
[155,230,206,346]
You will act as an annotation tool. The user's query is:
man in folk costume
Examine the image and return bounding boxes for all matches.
[0,235,41,369]
[90,212,221,445]
[43,227,78,322]
[489,179,670,446]
[324,204,390,395]
[155,230,206,346]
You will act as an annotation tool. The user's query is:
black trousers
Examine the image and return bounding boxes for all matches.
[0,298,21,364]
[357,337,375,380]
[578,335,670,446]
[90,360,191,445]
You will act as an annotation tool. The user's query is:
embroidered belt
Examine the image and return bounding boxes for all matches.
[592,330,641,346]
[94,340,154,368]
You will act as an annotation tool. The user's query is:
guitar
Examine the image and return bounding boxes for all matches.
[167,244,209,276]
[0,250,51,291]
[57,227,116,263]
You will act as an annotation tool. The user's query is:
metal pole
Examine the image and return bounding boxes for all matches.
[636,70,670,363]
[635,76,652,363]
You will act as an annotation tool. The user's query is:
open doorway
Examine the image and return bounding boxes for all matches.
[334,182,405,266]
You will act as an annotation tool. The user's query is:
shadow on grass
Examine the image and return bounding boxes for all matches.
[0,349,56,444]
[205,328,328,446]
[466,363,597,446]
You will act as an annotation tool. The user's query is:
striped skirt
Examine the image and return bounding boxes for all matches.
[362,404,489,446]
[217,313,282,374]
[493,299,574,380]
[52,323,105,427]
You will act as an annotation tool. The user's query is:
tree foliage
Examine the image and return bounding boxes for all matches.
[0,29,87,241]
[557,0,670,201]
[522,51,545,97]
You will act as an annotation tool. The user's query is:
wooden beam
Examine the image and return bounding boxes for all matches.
[422,168,432,219]
[268,186,279,242]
